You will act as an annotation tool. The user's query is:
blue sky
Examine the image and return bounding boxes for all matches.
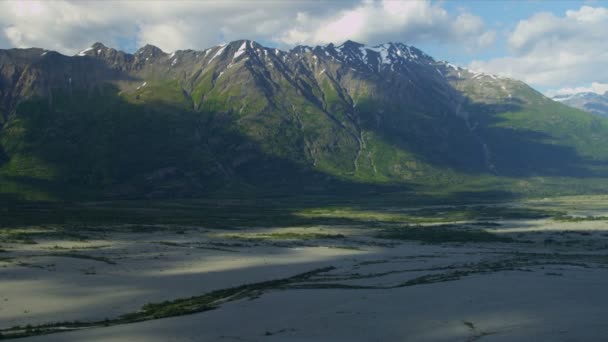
[425,0,590,62]
[0,0,606,95]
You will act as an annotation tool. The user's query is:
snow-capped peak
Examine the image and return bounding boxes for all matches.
[323,41,432,68]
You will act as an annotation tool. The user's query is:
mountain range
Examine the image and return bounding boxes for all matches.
[2,39,608,200]
[553,92,608,117]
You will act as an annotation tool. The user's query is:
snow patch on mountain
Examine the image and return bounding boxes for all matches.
[208,46,226,64]
[233,42,247,60]
[77,47,93,56]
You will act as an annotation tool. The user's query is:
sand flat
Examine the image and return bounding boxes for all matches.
[2,197,608,340]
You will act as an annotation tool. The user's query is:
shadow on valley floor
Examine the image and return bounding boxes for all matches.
[0,188,544,230]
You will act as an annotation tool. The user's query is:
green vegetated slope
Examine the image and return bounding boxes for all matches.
[1,40,608,201]
[454,76,608,177]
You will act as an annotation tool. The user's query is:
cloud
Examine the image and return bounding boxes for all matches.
[279,1,495,49]
[0,0,494,55]
[469,5,608,89]
[0,1,139,53]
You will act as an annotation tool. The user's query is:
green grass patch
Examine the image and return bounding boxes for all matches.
[377,225,514,243]
[554,215,608,222]
[49,253,116,265]
[245,232,346,240]
[296,205,559,225]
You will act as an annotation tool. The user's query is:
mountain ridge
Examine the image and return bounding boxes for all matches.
[2,39,608,200]
[552,91,608,117]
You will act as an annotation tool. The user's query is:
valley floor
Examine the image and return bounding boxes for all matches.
[2,196,608,341]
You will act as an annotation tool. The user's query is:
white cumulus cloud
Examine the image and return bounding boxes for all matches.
[469,5,608,92]
[279,0,495,49]
[0,0,494,55]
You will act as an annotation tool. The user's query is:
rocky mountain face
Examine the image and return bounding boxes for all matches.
[2,39,608,199]
[553,92,608,117]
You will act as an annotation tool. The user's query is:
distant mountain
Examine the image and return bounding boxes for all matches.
[2,39,608,199]
[552,92,608,117]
